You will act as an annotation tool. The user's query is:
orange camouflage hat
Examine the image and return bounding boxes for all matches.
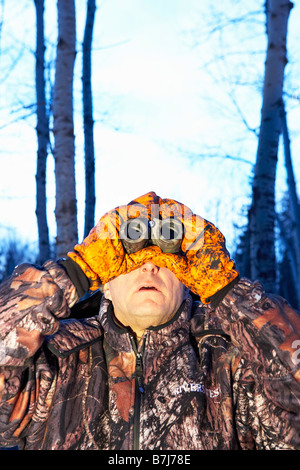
[68,191,239,303]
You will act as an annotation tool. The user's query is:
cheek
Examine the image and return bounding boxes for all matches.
[104,285,112,301]
[168,282,186,306]
[108,282,134,314]
[107,278,128,301]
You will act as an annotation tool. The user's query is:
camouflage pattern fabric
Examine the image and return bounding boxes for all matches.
[68,191,239,303]
[0,262,299,449]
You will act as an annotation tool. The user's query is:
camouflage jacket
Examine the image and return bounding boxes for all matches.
[0,261,300,450]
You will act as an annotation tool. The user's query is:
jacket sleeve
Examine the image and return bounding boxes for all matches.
[0,260,79,447]
[215,277,300,449]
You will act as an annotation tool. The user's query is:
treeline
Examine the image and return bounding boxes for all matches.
[234,190,300,310]
[0,238,39,283]
[1,0,299,313]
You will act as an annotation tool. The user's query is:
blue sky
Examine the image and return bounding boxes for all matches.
[0,0,300,255]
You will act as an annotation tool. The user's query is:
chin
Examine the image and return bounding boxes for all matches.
[135,299,167,316]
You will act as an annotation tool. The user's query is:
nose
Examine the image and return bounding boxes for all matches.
[141,261,159,274]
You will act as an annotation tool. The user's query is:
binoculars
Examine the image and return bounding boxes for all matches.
[119,218,183,254]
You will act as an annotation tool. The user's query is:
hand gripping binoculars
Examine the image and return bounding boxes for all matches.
[119,218,183,254]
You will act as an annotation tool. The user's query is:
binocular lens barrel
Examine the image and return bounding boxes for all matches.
[119,219,149,254]
[120,218,183,254]
[151,218,183,253]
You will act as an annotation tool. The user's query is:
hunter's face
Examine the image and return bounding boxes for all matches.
[103,261,188,337]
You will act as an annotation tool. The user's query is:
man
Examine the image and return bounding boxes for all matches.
[0,191,299,450]
[103,261,190,341]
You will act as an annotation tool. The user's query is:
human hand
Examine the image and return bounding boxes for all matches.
[68,191,239,303]
[150,197,239,303]
[68,192,164,289]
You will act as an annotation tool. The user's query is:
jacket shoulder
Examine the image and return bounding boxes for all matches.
[45,316,103,358]
[191,301,231,341]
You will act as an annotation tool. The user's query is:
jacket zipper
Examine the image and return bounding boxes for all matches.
[130,334,146,451]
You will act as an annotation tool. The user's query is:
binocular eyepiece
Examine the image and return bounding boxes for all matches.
[119,218,183,254]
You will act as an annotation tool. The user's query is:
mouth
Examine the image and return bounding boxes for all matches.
[137,284,161,293]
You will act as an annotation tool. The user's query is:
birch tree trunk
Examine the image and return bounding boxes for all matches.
[82,0,96,238]
[249,0,293,290]
[280,99,300,304]
[34,0,50,263]
[52,0,78,258]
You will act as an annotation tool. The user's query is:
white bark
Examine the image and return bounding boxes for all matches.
[52,0,78,258]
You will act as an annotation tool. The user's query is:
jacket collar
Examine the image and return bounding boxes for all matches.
[99,295,194,353]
